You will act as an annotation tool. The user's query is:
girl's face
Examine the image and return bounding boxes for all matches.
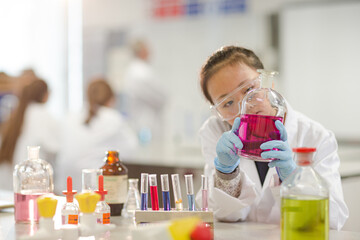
[207,63,260,126]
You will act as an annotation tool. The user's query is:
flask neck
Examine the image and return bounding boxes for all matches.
[295,152,314,167]
[258,70,277,89]
[128,179,138,190]
[27,146,40,160]
[106,151,120,164]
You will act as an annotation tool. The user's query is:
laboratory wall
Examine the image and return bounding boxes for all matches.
[280,1,360,139]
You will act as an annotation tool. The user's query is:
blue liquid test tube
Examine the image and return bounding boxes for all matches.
[160,174,171,211]
[140,173,148,210]
[185,174,195,211]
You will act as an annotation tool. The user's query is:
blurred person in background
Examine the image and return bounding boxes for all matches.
[0,78,59,190]
[0,69,37,129]
[122,39,167,145]
[55,78,138,193]
[0,72,16,128]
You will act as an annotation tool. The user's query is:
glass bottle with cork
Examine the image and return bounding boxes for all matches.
[100,150,128,216]
[13,146,54,223]
[281,147,329,240]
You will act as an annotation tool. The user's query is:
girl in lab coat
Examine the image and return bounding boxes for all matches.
[55,78,138,193]
[197,46,348,229]
[0,79,58,190]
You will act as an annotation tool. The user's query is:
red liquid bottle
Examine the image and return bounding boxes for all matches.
[100,151,128,216]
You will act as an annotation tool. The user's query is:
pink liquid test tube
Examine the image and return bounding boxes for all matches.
[149,174,159,211]
[201,175,208,211]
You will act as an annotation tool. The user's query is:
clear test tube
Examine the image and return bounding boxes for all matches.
[149,174,159,211]
[160,174,171,211]
[140,173,148,210]
[201,175,208,211]
[185,175,195,211]
[171,174,183,211]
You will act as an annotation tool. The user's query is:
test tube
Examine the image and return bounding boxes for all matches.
[140,173,148,210]
[160,174,171,211]
[171,174,183,211]
[201,175,208,211]
[149,174,159,211]
[185,174,195,211]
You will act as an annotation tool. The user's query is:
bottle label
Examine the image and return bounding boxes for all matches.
[68,214,78,224]
[103,213,110,224]
[103,175,128,204]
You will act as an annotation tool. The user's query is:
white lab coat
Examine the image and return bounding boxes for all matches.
[55,106,138,194]
[0,103,59,190]
[197,103,349,230]
[122,58,167,141]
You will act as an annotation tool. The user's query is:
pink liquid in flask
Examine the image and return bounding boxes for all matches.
[237,114,283,161]
[14,193,42,222]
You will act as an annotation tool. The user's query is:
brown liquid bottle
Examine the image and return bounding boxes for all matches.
[100,150,128,216]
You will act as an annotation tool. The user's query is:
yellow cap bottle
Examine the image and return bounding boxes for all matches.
[75,192,101,213]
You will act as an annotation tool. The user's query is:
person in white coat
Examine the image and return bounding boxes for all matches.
[122,39,167,143]
[55,78,138,193]
[196,46,348,230]
[0,79,58,190]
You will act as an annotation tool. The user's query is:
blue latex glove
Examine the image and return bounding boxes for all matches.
[260,120,296,181]
[214,117,243,173]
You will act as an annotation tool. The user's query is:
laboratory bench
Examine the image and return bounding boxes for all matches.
[1,144,360,238]
[0,210,360,240]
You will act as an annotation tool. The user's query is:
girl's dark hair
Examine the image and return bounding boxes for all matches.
[84,78,114,125]
[0,79,48,164]
[200,46,264,104]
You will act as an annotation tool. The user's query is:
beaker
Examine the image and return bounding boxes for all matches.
[237,70,287,162]
[122,179,141,218]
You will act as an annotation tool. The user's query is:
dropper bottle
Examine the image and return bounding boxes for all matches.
[62,176,79,225]
[95,175,111,224]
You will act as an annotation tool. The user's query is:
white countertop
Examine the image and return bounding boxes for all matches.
[1,190,360,239]
[1,211,360,240]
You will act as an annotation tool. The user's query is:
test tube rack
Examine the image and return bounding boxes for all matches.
[134,209,214,227]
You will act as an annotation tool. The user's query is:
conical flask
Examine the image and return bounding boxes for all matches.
[281,147,329,240]
[121,178,141,218]
[237,70,287,162]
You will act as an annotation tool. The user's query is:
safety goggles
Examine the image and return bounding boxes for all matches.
[210,77,261,121]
